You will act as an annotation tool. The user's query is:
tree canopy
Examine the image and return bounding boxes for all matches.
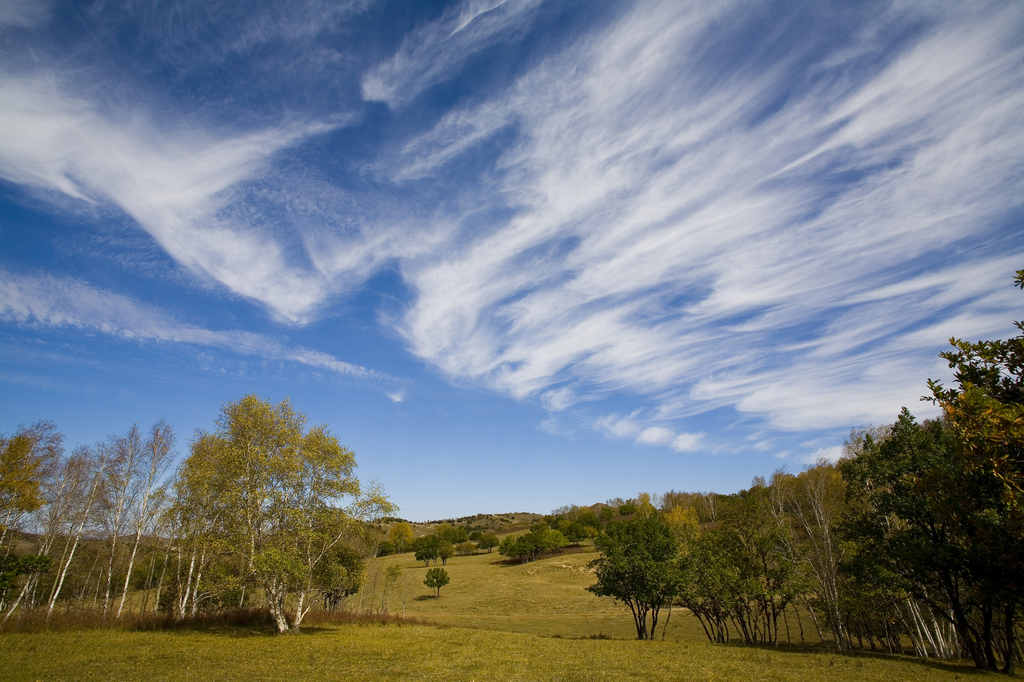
[170,395,394,633]
[587,515,680,640]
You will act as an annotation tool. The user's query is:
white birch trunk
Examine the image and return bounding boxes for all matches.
[47,452,106,618]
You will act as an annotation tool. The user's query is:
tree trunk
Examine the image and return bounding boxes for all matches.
[47,452,106,619]
[1003,600,1016,675]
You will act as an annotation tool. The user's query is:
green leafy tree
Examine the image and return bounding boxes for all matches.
[477,533,499,553]
[314,543,364,611]
[677,527,740,644]
[0,555,51,596]
[424,566,449,597]
[498,526,567,563]
[587,515,681,640]
[928,269,1024,521]
[170,395,394,633]
[714,481,799,646]
[841,409,1019,670]
[413,535,439,566]
[437,539,454,566]
[388,522,414,553]
[435,523,468,544]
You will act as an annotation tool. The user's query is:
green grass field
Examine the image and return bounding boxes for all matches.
[0,624,983,681]
[371,545,826,645]
[371,545,710,641]
[0,546,998,680]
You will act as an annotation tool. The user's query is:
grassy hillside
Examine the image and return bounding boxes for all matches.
[379,512,547,539]
[371,545,805,644]
[369,545,678,640]
[0,543,990,680]
[0,624,979,681]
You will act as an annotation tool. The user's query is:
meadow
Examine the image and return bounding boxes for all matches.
[0,546,990,681]
[0,621,983,681]
[370,544,707,640]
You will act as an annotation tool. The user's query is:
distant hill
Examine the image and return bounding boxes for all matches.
[380,502,622,538]
[378,512,546,538]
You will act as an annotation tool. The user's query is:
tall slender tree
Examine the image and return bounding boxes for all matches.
[116,420,175,618]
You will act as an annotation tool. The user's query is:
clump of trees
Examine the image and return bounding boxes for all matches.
[0,395,396,635]
[477,533,499,553]
[168,395,395,633]
[545,506,601,546]
[586,271,1024,671]
[1,420,175,626]
[498,523,568,563]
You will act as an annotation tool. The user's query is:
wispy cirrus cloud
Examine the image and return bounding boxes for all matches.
[0,269,394,382]
[2,0,1022,460]
[361,0,544,109]
[389,0,1024,436]
[0,73,345,323]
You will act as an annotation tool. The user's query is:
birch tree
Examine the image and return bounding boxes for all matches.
[781,462,850,649]
[99,425,145,616]
[46,445,108,618]
[172,395,394,633]
[116,420,175,618]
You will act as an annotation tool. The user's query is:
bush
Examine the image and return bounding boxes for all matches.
[424,567,450,597]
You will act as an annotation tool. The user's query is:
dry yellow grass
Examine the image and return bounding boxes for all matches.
[0,623,981,681]
[374,546,778,643]
[0,541,988,680]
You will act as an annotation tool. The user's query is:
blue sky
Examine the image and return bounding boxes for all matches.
[1,0,1022,521]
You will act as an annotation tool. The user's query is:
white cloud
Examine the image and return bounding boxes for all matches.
[0,269,393,382]
[541,387,577,411]
[361,0,544,109]
[391,0,1024,436]
[0,73,340,324]
[670,433,703,452]
[636,426,674,446]
[594,412,643,440]
[0,0,50,29]
[593,413,704,452]
[801,446,844,465]
[3,0,1023,454]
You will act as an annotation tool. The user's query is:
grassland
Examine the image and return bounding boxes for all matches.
[0,623,984,681]
[0,544,997,680]
[371,545,711,641]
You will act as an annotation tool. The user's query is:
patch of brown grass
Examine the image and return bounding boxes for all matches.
[1,607,427,634]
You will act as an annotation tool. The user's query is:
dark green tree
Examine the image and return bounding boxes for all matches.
[477,533,499,553]
[437,539,454,566]
[413,535,439,567]
[717,481,799,646]
[676,528,739,644]
[841,409,1019,670]
[587,515,681,639]
[424,567,449,597]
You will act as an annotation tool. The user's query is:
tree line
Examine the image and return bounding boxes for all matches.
[0,395,395,634]
[586,271,1024,673]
